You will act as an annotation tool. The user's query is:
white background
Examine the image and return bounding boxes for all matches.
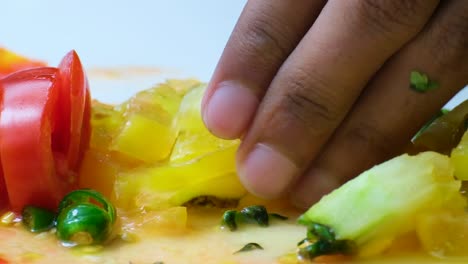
[1,0,465,105]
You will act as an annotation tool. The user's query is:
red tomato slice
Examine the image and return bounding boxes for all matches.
[0,67,65,211]
[0,51,91,212]
[55,50,91,171]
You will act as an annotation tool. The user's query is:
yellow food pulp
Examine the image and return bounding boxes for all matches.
[79,80,246,236]
[451,130,468,180]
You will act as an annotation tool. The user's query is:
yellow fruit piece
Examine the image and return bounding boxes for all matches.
[170,131,239,163]
[110,114,178,162]
[176,84,206,133]
[451,130,468,180]
[113,145,243,210]
[417,209,468,258]
[300,152,465,256]
[79,150,120,198]
[89,101,124,151]
[120,206,187,237]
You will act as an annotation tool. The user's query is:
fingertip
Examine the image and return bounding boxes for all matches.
[202,81,259,139]
[237,143,298,199]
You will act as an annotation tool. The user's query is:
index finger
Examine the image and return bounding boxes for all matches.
[202,0,326,139]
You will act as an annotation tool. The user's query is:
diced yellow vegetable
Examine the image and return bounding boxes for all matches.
[113,145,244,210]
[110,114,178,162]
[451,130,468,180]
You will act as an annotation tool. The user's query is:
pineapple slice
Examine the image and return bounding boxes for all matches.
[110,84,184,162]
[451,130,468,180]
[298,152,465,257]
[113,145,244,210]
[417,209,468,258]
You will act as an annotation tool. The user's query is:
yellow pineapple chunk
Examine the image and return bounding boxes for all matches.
[451,130,468,180]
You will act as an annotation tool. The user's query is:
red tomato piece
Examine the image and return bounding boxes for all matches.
[55,50,91,171]
[0,51,90,212]
[0,67,66,211]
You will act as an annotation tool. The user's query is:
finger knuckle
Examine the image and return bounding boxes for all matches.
[281,68,340,130]
[234,12,291,68]
[355,0,428,36]
[344,122,397,159]
[425,5,468,73]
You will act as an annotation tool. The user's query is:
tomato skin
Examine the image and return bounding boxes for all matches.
[55,50,91,171]
[0,67,66,211]
[0,51,90,213]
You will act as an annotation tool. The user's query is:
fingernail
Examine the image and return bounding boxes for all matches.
[238,144,298,198]
[290,168,339,209]
[203,81,258,139]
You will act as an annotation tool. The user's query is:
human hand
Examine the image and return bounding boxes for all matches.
[202,0,468,207]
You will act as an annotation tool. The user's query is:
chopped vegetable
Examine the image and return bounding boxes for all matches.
[221,205,288,231]
[234,243,264,254]
[56,189,116,246]
[21,206,55,233]
[297,223,355,260]
[298,152,465,258]
[410,71,439,93]
[0,51,90,212]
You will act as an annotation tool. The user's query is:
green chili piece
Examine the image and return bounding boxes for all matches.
[234,242,264,254]
[298,222,356,260]
[240,205,269,226]
[22,206,56,233]
[56,189,116,246]
[58,189,116,223]
[222,210,238,231]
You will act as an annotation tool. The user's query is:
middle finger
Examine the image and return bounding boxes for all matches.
[237,0,439,198]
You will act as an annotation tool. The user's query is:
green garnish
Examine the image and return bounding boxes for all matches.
[410,71,439,93]
[297,223,355,260]
[21,206,56,233]
[56,189,116,246]
[221,205,288,231]
[234,242,264,254]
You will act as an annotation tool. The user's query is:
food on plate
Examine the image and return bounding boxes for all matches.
[0,48,467,263]
[297,152,465,259]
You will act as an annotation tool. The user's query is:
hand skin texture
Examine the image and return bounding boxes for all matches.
[202,0,468,208]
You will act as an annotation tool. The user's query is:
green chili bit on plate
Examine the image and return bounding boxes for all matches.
[410,71,439,93]
[234,242,264,254]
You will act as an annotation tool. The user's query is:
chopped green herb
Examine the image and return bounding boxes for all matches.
[297,223,356,260]
[410,71,439,93]
[234,242,264,254]
[22,206,56,233]
[221,205,288,231]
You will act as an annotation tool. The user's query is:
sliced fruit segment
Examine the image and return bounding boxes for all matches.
[298,152,465,257]
[451,130,468,181]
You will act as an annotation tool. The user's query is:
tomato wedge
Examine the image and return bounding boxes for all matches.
[0,51,91,212]
[55,50,91,171]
